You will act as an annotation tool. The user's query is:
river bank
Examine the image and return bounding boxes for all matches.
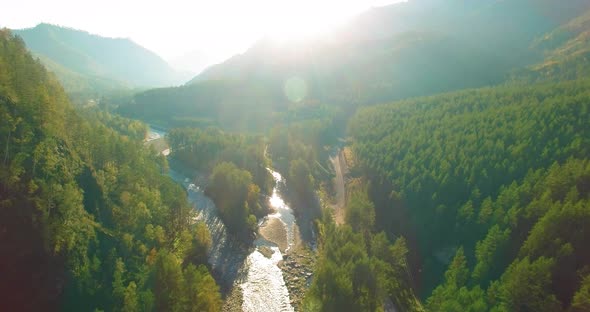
[148,127,317,311]
[258,200,316,310]
[278,230,315,310]
[222,286,244,312]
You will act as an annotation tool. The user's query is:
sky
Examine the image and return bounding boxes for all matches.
[1,0,403,72]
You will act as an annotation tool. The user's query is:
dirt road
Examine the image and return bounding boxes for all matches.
[329,150,346,225]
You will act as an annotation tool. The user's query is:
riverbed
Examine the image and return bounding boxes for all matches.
[147,127,308,311]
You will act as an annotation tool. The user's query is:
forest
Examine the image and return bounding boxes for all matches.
[0,30,221,311]
[164,103,343,238]
[303,185,422,311]
[3,0,590,311]
[117,0,590,132]
[300,6,590,309]
[346,78,590,310]
[166,127,270,237]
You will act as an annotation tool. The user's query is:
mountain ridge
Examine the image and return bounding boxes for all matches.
[120,1,590,131]
[13,23,191,97]
[190,0,590,86]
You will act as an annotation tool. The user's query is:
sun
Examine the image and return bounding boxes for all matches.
[260,1,366,41]
[258,0,406,42]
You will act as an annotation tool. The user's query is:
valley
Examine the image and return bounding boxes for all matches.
[147,127,316,311]
[2,0,590,311]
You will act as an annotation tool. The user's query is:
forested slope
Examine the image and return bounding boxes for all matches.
[14,23,187,88]
[167,127,273,238]
[0,29,221,311]
[12,24,191,106]
[118,79,285,131]
[118,1,590,132]
[348,78,590,310]
[515,9,590,82]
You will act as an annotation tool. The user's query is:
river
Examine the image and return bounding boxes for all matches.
[148,127,297,311]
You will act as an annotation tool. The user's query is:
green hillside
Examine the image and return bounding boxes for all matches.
[13,24,190,100]
[515,10,590,82]
[0,29,220,311]
[300,5,590,311]
[4,1,590,311]
[347,61,590,311]
[119,0,590,130]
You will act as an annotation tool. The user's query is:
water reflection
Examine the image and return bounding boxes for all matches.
[169,167,295,311]
[240,169,295,311]
[241,249,293,312]
[156,128,295,311]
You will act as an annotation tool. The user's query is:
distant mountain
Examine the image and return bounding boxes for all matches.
[13,24,191,95]
[0,29,221,311]
[120,0,590,131]
[191,0,590,91]
[514,9,590,82]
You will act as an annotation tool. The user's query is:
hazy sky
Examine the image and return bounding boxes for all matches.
[2,0,402,71]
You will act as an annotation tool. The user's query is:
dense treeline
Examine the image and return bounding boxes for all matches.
[304,186,423,312]
[206,162,261,237]
[118,79,284,131]
[425,158,590,311]
[267,104,343,224]
[167,127,272,236]
[348,79,590,308]
[167,127,271,193]
[82,109,148,140]
[0,30,221,311]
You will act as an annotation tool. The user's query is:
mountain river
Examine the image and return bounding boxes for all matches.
[148,127,297,311]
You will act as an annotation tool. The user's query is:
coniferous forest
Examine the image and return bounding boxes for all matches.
[3,0,590,311]
[348,80,590,311]
[0,30,221,311]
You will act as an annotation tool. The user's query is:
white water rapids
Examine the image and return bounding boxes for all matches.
[148,128,296,311]
[240,169,295,312]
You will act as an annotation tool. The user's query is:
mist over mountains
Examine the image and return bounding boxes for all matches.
[13,23,192,97]
[117,0,590,130]
[3,0,590,311]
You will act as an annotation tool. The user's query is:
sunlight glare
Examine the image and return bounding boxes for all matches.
[284,77,308,103]
[259,0,404,41]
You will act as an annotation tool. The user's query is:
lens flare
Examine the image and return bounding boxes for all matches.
[283,76,308,103]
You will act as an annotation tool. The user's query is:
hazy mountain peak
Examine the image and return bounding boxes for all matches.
[13,23,192,91]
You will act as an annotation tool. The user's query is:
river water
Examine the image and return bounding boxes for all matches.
[146,128,165,141]
[148,128,296,311]
[241,169,295,312]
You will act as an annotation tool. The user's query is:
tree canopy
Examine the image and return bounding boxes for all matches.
[0,29,220,311]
